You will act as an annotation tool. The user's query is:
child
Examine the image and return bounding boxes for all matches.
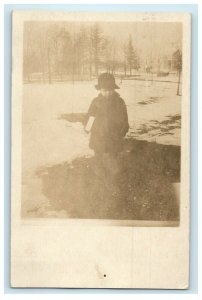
[85,73,129,159]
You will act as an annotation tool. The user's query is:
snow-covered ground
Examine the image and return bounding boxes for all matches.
[23,79,181,168]
[22,79,181,217]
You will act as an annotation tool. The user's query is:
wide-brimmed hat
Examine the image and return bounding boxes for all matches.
[95,73,120,90]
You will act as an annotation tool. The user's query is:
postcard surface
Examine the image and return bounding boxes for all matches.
[11,11,191,288]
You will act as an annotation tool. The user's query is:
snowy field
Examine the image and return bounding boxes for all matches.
[22,79,181,168]
[22,79,181,218]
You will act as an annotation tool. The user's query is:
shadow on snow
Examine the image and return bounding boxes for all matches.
[36,138,180,221]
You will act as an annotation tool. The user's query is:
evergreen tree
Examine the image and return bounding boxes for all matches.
[124,36,140,75]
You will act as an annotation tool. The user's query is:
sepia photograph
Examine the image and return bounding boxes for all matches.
[10,11,191,289]
[21,20,182,224]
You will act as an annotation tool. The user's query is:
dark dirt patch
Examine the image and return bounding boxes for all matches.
[130,114,181,138]
[58,113,88,125]
[137,96,160,105]
[36,139,180,221]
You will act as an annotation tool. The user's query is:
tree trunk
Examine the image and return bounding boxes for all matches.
[89,63,92,80]
[47,47,52,84]
[94,57,98,77]
[176,70,181,95]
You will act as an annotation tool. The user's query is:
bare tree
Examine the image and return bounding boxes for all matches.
[174,49,182,96]
[23,23,33,82]
[55,28,71,81]
[39,29,47,83]
[103,37,117,74]
[74,25,90,80]
[90,24,103,76]
[46,25,60,83]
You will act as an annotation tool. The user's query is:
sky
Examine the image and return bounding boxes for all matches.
[99,21,182,62]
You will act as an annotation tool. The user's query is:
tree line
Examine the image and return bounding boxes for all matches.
[23,23,140,83]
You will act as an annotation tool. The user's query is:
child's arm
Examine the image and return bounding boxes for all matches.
[120,100,129,137]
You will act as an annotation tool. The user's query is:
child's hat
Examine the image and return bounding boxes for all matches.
[95,73,120,90]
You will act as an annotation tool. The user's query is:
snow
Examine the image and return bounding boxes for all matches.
[23,78,181,169]
[22,79,181,216]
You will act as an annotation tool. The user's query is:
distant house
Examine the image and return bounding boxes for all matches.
[158,55,178,73]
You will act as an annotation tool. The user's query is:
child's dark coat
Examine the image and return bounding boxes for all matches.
[87,91,129,154]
